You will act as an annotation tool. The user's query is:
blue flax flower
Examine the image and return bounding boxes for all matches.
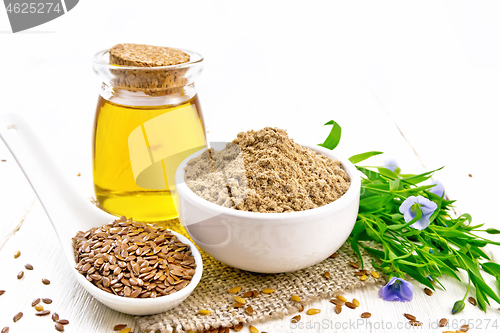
[378,277,414,302]
[399,195,437,230]
[429,180,445,197]
[383,158,400,173]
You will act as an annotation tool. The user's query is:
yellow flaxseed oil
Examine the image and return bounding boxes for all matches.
[93,95,206,221]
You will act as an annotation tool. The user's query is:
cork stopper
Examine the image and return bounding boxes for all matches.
[109,43,190,67]
[108,43,193,96]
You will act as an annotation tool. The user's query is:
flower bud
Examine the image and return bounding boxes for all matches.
[382,267,392,274]
[486,228,500,234]
[452,300,465,314]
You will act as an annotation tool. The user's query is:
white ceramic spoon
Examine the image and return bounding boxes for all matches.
[0,112,203,315]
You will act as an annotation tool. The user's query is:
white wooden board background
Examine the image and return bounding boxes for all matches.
[1,1,500,332]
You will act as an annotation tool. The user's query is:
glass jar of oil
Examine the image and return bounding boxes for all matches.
[92,47,207,221]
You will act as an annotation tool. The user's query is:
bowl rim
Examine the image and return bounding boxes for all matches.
[71,229,203,307]
[175,143,361,221]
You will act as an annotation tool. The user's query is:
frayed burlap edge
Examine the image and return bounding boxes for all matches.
[136,219,382,333]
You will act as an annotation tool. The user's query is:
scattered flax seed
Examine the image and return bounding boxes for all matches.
[468,174,472,177]
[42,298,53,304]
[77,172,81,177]
[113,324,127,331]
[297,303,304,312]
[55,323,64,332]
[424,287,433,296]
[14,251,21,259]
[371,271,380,279]
[262,289,275,294]
[336,295,347,302]
[460,324,470,332]
[25,263,33,270]
[52,313,59,322]
[13,312,23,322]
[58,319,69,325]
[335,304,342,314]
[32,298,41,306]
[249,325,259,333]
[291,295,301,302]
[439,318,448,327]
[42,278,51,285]
[246,306,254,315]
[352,299,360,307]
[234,324,243,331]
[330,252,339,258]
[234,296,246,304]
[1,327,8,333]
[17,271,24,279]
[198,310,211,315]
[233,302,245,308]
[350,262,359,269]
[404,313,416,321]
[243,291,253,298]
[323,272,331,279]
[291,315,301,323]
[306,309,321,315]
[35,310,51,316]
[252,290,258,297]
[119,328,131,333]
[345,302,356,309]
[0,290,5,296]
[468,297,477,306]
[409,321,422,326]
[360,275,367,281]
[228,287,241,294]
[330,299,345,306]
[361,312,371,318]
[35,304,44,311]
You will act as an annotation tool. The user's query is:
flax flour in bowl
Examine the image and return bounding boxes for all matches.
[184,127,351,213]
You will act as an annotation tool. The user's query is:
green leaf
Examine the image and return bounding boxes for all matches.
[400,185,437,193]
[350,235,364,268]
[349,151,383,164]
[377,167,398,179]
[430,226,471,239]
[318,120,342,150]
[389,178,400,192]
[469,269,500,305]
[470,275,491,312]
[360,244,385,259]
[356,166,385,182]
[398,263,435,290]
[482,262,500,277]
[457,252,481,276]
[359,195,393,213]
[450,214,472,229]
[401,167,444,185]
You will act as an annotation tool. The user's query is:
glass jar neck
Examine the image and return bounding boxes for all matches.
[100,82,197,107]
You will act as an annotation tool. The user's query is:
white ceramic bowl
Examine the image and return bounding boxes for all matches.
[71,230,203,315]
[174,144,360,273]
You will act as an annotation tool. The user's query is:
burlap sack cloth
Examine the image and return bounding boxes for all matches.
[136,219,380,333]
